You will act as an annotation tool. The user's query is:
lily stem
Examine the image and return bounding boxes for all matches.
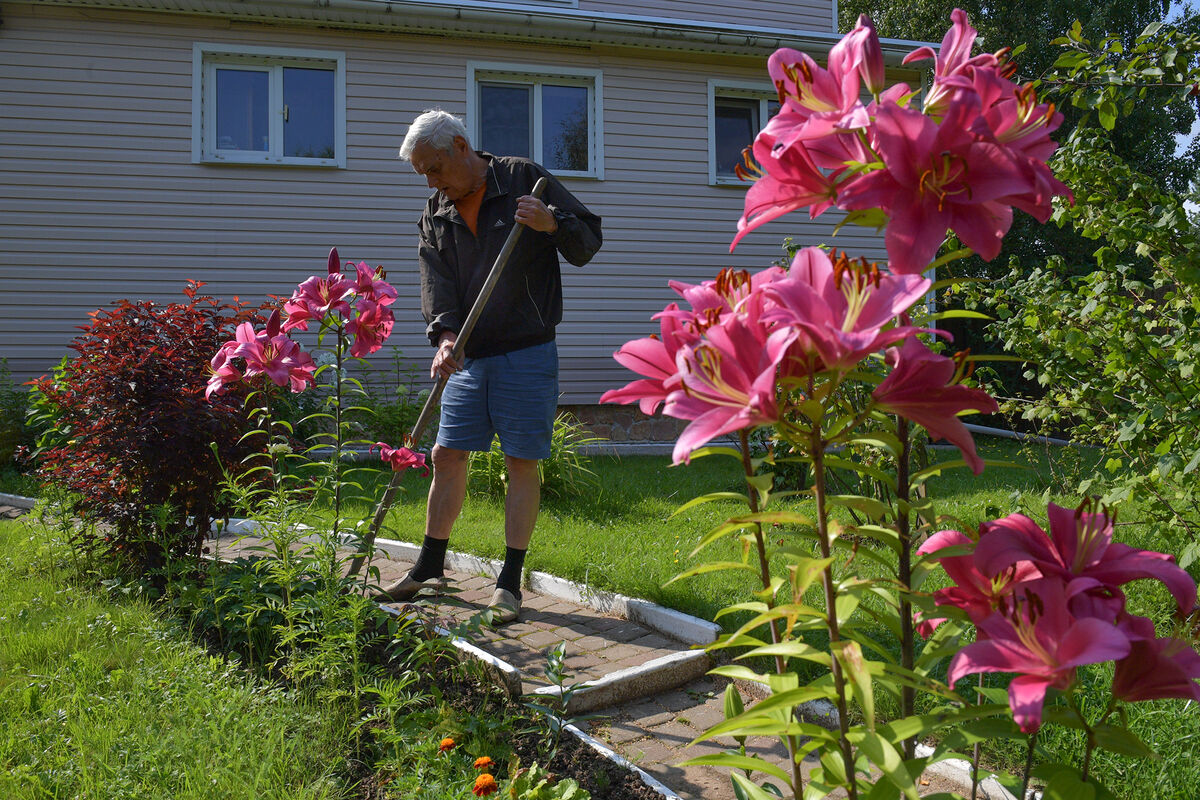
[738,428,803,796]
[1020,730,1037,800]
[812,426,859,800]
[896,416,915,760]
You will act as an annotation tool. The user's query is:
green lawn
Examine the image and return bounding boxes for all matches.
[0,517,354,800]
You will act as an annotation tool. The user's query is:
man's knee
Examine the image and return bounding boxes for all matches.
[432,444,470,473]
[503,454,540,477]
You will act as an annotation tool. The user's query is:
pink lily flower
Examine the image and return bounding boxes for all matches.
[1112,635,1200,703]
[372,442,430,476]
[847,14,886,97]
[767,13,875,145]
[872,337,998,474]
[902,8,1004,120]
[283,248,355,332]
[599,303,693,415]
[664,314,796,464]
[346,298,395,358]
[232,310,316,392]
[915,528,1041,635]
[837,97,1031,275]
[352,260,398,306]
[731,118,841,250]
[665,267,786,332]
[973,501,1198,616]
[762,247,932,374]
[205,341,242,400]
[948,578,1132,733]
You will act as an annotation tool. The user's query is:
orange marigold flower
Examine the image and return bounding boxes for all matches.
[438,737,456,752]
[473,756,494,770]
[472,773,499,797]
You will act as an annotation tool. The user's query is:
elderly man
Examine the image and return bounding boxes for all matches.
[378,109,602,623]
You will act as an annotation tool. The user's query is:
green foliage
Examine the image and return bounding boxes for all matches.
[468,413,603,500]
[962,25,1200,537]
[507,762,591,800]
[346,346,431,444]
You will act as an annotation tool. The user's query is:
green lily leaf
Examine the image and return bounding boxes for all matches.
[682,753,791,784]
[670,491,749,518]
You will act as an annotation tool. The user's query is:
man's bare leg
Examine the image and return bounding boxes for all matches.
[489,454,541,621]
[502,454,541,550]
[426,444,470,541]
[377,444,468,599]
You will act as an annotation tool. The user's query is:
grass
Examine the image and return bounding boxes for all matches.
[0,516,354,800]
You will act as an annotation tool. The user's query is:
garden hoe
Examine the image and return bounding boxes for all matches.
[346,176,549,578]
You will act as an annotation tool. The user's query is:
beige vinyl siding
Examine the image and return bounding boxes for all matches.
[0,2,885,405]
[579,0,834,34]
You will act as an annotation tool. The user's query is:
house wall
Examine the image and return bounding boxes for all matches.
[577,0,835,34]
[0,2,892,405]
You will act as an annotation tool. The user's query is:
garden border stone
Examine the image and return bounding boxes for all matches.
[0,492,36,509]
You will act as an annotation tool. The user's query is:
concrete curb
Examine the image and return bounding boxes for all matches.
[0,492,36,509]
[531,650,712,715]
[915,743,1020,800]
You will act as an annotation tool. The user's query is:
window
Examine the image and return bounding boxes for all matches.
[192,43,346,167]
[708,81,780,184]
[468,62,603,179]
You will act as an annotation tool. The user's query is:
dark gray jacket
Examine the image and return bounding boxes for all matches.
[417,153,603,359]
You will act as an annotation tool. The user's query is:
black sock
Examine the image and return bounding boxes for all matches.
[496,546,526,599]
[408,536,448,581]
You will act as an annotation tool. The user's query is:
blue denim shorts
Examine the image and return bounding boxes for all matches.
[436,340,558,460]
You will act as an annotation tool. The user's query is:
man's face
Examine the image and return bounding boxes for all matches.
[411,137,478,201]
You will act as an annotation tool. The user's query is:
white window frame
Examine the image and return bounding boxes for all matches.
[192,42,347,168]
[467,61,604,180]
[708,79,777,186]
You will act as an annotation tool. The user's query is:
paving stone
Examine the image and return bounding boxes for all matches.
[521,593,557,611]
[562,652,606,673]
[593,719,647,745]
[569,634,613,653]
[648,720,697,747]
[585,616,631,632]
[618,701,676,729]
[539,601,582,615]
[518,629,570,650]
[656,688,702,713]
[675,700,728,732]
[627,632,677,649]
[593,643,645,663]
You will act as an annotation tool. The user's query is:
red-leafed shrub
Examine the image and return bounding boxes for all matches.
[32,282,265,579]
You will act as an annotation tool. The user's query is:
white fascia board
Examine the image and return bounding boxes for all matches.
[27,0,936,59]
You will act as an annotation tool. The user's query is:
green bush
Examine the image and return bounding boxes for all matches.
[468,413,603,500]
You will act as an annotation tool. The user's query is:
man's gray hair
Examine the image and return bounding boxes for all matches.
[399,109,470,160]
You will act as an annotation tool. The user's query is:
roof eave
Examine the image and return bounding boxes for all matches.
[22,0,934,59]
